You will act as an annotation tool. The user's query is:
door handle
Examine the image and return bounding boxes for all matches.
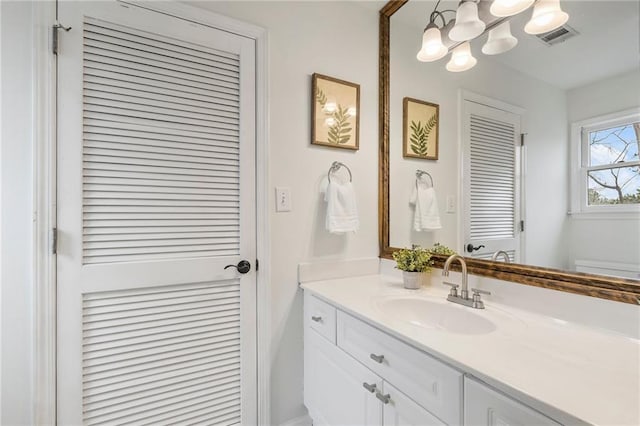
[224,260,251,274]
[375,391,391,404]
[369,353,385,363]
[466,244,485,253]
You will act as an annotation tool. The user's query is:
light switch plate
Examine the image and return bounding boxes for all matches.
[446,195,455,213]
[275,187,292,212]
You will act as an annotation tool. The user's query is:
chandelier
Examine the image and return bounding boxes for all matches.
[417,0,570,72]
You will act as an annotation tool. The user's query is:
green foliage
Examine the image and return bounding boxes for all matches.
[315,87,353,145]
[410,114,437,156]
[315,87,328,109]
[427,242,456,257]
[392,247,433,272]
[392,243,457,272]
[327,105,352,145]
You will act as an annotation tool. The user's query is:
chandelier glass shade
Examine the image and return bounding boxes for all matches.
[446,42,477,72]
[417,23,449,62]
[449,1,486,42]
[490,0,535,17]
[524,0,569,35]
[482,21,518,55]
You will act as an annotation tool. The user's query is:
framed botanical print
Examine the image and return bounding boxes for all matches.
[311,73,360,150]
[403,97,439,160]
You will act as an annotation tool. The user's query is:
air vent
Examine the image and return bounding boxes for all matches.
[534,24,579,46]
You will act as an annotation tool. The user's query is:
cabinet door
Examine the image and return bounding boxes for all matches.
[305,328,383,426]
[465,377,561,426]
[382,382,445,426]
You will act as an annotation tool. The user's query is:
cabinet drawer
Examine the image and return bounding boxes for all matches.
[464,377,561,426]
[305,293,337,344]
[337,311,462,425]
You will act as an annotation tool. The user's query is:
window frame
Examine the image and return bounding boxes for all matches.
[570,108,640,217]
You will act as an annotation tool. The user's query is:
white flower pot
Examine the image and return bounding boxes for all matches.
[402,271,422,289]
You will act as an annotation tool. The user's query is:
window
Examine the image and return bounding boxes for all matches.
[572,109,640,214]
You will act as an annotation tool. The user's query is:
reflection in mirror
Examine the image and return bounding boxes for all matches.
[386,0,640,279]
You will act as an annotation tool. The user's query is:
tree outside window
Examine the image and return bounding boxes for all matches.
[586,121,640,205]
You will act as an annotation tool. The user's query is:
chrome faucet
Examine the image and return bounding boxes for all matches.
[442,254,491,309]
[491,250,511,263]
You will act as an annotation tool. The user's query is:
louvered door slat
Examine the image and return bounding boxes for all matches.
[84,25,240,70]
[84,75,240,110]
[84,86,240,117]
[83,46,241,89]
[84,96,240,124]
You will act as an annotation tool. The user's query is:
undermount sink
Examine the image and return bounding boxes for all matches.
[374,297,497,335]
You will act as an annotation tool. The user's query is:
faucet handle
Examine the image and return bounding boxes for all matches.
[442,281,459,297]
[471,288,491,296]
[471,288,490,309]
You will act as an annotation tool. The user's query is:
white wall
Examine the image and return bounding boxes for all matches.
[1,2,35,425]
[187,2,380,423]
[389,14,569,269]
[566,70,640,269]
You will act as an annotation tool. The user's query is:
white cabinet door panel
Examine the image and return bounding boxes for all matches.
[304,328,383,426]
[465,377,561,426]
[382,382,445,426]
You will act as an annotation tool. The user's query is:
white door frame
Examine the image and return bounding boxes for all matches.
[457,90,526,260]
[33,2,270,424]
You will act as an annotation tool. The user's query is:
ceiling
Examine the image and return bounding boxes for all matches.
[375,0,640,90]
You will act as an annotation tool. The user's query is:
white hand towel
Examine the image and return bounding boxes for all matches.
[410,184,442,231]
[325,180,359,234]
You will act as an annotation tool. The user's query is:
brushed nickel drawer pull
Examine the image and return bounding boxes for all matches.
[370,353,385,363]
[311,316,322,323]
[362,382,377,393]
[375,391,390,404]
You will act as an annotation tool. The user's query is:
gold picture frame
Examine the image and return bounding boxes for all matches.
[311,73,360,150]
[403,97,439,160]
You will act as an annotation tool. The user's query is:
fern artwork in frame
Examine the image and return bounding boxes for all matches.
[403,97,439,160]
[312,73,360,150]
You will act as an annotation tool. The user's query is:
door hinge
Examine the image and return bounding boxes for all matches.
[52,22,72,55]
[520,133,526,146]
[50,228,58,254]
[520,220,525,232]
[256,259,259,272]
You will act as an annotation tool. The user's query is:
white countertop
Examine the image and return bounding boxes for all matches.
[300,274,640,426]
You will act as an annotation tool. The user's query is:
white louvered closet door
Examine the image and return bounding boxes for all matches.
[56,2,257,425]
[462,100,522,262]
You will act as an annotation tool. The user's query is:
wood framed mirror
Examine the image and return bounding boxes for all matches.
[379,0,640,304]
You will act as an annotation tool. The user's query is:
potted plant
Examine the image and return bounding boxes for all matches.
[392,246,433,289]
[393,243,457,289]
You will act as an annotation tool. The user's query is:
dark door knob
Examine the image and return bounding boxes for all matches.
[466,244,486,253]
[225,260,251,274]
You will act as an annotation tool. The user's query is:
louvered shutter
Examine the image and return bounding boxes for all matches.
[82,18,241,264]
[57,3,257,425]
[462,100,522,261]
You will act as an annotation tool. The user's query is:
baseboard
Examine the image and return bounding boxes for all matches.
[279,414,313,426]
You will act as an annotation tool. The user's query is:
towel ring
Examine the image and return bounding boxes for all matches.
[416,170,434,187]
[327,161,353,183]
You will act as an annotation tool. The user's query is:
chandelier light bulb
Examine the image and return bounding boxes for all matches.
[489,0,535,17]
[482,21,518,55]
[524,0,569,35]
[449,1,486,42]
[446,42,477,72]
[416,24,448,62]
